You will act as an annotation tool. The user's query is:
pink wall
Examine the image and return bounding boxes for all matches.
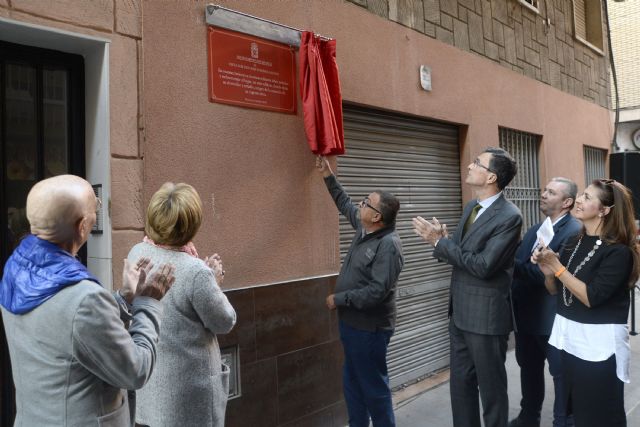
[142,0,612,289]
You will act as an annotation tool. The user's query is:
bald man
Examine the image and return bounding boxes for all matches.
[0,175,175,426]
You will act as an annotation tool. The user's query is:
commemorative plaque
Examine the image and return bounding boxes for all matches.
[207,26,296,114]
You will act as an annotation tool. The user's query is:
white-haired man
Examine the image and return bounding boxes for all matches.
[1,174,175,426]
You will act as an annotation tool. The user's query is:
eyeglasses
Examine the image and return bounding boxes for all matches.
[359,197,383,218]
[473,158,494,173]
[598,179,616,185]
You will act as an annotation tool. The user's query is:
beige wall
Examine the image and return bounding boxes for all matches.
[345,0,611,109]
[143,0,612,290]
[0,0,612,289]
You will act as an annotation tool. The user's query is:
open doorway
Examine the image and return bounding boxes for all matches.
[0,40,85,426]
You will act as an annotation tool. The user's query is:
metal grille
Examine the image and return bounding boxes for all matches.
[584,146,607,185]
[338,104,461,387]
[499,127,541,232]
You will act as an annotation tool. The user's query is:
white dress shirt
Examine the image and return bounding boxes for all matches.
[549,314,630,383]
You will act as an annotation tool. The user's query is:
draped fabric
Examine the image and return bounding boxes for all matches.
[299,31,345,155]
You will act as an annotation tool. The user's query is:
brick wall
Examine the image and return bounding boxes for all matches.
[348,0,611,108]
[608,0,640,110]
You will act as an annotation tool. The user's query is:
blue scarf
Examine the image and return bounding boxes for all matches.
[0,235,100,314]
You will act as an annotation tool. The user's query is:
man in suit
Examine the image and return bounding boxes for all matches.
[509,178,581,427]
[413,147,522,427]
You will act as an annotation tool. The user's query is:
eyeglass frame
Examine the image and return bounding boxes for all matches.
[472,158,495,174]
[359,197,383,219]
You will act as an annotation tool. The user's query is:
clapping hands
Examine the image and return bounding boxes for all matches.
[412,216,448,246]
[205,253,225,285]
[121,257,154,304]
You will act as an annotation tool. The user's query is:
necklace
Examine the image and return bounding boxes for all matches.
[562,235,602,306]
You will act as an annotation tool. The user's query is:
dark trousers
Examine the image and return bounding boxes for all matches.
[514,332,573,426]
[449,321,509,427]
[339,321,395,427]
[561,351,626,427]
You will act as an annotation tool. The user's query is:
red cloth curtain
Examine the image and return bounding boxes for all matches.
[299,31,345,155]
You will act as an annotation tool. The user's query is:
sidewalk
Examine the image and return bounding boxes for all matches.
[394,294,640,426]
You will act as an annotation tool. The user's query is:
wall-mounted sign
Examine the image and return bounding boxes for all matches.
[207,26,296,114]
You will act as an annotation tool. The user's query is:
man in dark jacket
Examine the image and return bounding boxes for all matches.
[509,178,581,427]
[316,156,404,427]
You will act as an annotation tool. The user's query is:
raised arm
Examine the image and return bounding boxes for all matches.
[316,155,359,229]
[72,264,175,390]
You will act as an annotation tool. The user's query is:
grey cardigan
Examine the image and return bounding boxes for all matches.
[1,280,162,427]
[128,242,237,427]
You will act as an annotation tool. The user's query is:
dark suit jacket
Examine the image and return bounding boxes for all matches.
[434,194,523,336]
[511,214,582,335]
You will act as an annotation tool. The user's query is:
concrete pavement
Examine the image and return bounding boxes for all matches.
[393,292,640,426]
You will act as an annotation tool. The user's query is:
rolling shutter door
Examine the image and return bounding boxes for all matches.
[338,104,462,387]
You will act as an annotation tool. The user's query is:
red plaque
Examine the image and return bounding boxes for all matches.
[207,26,296,114]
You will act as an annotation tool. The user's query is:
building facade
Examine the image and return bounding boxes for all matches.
[608,0,640,152]
[0,1,614,426]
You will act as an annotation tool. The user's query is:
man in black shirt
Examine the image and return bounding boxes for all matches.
[316,156,404,427]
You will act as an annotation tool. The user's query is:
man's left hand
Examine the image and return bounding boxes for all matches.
[326,294,336,310]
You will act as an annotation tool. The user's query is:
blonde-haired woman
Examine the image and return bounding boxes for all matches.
[129,182,236,427]
[533,179,640,427]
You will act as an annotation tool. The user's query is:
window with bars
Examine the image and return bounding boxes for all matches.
[572,0,604,53]
[583,146,607,186]
[499,127,541,233]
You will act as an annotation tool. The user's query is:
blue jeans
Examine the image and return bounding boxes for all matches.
[339,321,395,427]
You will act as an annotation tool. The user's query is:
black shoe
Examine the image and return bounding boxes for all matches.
[508,414,540,427]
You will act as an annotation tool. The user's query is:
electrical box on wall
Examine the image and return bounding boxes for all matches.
[221,345,241,399]
[420,65,432,92]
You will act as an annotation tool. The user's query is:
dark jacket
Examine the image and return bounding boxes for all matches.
[511,214,582,335]
[324,175,404,332]
[434,195,522,335]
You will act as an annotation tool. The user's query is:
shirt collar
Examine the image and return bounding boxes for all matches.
[477,191,502,209]
[552,213,568,226]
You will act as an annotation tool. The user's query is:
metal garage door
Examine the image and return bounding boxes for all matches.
[337,104,462,387]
